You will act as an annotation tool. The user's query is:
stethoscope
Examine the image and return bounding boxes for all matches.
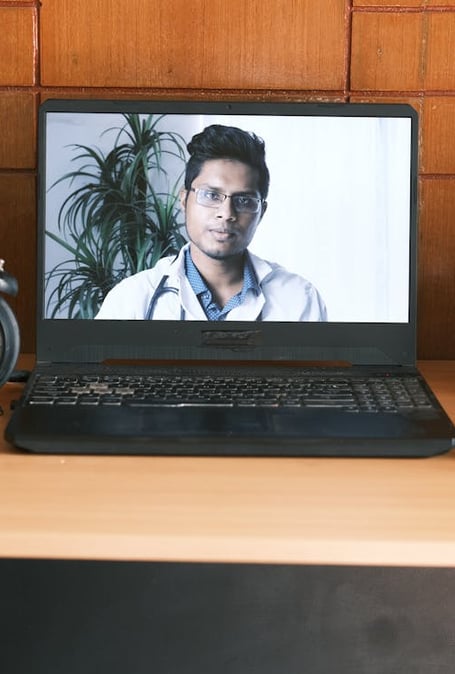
[145,275,185,320]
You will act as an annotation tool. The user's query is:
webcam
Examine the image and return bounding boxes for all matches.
[0,259,20,388]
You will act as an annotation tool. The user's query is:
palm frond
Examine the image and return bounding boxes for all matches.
[45,113,187,317]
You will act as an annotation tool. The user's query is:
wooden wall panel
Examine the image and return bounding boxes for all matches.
[40,0,347,90]
[421,98,455,175]
[0,0,455,358]
[0,93,36,169]
[351,13,424,91]
[0,175,36,351]
[418,180,455,359]
[0,8,35,86]
[425,13,455,90]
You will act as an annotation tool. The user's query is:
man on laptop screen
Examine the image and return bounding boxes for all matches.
[96,124,327,321]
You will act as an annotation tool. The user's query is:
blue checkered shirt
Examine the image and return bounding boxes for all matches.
[184,248,260,320]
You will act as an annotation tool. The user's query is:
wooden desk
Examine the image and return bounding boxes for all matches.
[1,358,454,566]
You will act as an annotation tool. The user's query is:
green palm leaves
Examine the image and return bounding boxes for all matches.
[45,113,187,318]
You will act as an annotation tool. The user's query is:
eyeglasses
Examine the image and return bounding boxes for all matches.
[189,187,263,214]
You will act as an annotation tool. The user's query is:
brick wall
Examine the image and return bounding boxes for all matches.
[1,0,454,357]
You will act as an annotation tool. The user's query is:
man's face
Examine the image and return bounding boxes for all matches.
[180,158,267,263]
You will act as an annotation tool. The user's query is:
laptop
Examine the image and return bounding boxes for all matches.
[5,98,455,457]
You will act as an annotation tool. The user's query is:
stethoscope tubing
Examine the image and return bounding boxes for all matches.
[145,275,183,320]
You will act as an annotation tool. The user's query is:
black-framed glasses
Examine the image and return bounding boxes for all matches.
[190,187,263,214]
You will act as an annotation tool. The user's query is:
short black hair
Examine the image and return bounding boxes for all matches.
[184,124,270,200]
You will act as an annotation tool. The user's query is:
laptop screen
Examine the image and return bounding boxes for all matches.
[37,100,418,364]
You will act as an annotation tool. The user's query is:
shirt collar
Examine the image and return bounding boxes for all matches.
[184,248,260,296]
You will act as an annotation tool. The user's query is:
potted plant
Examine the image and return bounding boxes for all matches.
[45,113,188,318]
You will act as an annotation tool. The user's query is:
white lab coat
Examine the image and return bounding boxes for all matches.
[95,244,327,321]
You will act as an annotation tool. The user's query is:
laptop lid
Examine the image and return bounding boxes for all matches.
[37,99,418,366]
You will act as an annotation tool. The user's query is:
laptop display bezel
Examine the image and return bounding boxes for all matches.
[36,99,418,366]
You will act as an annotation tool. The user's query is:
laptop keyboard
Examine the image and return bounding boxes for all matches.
[25,372,434,413]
